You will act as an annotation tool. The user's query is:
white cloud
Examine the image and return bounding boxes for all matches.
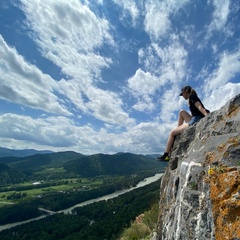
[207,82,240,111]
[0,36,71,115]
[113,0,139,25]
[128,69,160,96]
[127,69,160,112]
[211,0,230,30]
[139,37,188,80]
[144,1,171,41]
[138,46,162,74]
[0,114,75,147]
[0,0,239,155]
[0,113,167,154]
[20,0,113,78]
[0,113,119,154]
[131,96,156,113]
[159,86,185,123]
[152,39,188,81]
[201,49,240,111]
[125,121,172,153]
[144,0,190,41]
[7,0,133,126]
[128,36,188,114]
[85,87,135,126]
[205,50,240,91]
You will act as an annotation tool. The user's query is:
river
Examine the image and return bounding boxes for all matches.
[0,173,163,232]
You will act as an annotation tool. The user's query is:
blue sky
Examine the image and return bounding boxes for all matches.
[0,0,239,155]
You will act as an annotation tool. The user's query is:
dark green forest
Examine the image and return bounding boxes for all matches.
[0,149,165,239]
[0,179,161,240]
[0,151,164,180]
[0,172,156,224]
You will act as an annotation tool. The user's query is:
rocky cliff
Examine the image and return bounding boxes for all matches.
[156,94,240,240]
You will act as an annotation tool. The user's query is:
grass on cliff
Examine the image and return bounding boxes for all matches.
[118,202,159,240]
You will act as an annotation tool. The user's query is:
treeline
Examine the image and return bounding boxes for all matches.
[0,164,28,185]
[0,172,155,224]
[0,203,41,225]
[0,179,161,240]
[0,152,161,181]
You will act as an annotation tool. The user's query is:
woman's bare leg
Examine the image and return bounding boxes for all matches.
[165,123,189,153]
[178,110,192,126]
[158,111,192,160]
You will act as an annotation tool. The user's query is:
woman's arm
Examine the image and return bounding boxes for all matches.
[195,101,208,116]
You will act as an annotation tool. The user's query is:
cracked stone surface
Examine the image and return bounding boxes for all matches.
[156,94,240,240]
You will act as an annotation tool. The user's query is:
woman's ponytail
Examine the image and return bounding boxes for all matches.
[190,88,197,96]
[188,88,197,106]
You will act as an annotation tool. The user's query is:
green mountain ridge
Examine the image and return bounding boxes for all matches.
[0,151,84,173]
[0,151,165,183]
[64,152,162,177]
[0,147,53,158]
[0,163,28,185]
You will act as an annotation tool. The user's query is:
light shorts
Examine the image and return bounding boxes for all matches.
[188,116,204,126]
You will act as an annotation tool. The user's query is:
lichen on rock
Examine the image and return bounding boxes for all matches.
[156,94,240,240]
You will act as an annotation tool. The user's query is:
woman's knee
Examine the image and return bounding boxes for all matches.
[179,109,187,116]
[170,129,178,137]
[179,109,191,123]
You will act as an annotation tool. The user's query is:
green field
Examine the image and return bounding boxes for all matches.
[0,175,126,207]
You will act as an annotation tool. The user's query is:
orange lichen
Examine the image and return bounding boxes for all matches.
[227,136,240,146]
[205,152,215,164]
[217,143,226,151]
[209,168,240,240]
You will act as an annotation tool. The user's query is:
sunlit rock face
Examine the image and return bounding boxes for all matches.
[156,94,240,240]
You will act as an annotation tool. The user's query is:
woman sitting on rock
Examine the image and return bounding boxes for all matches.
[157,86,209,161]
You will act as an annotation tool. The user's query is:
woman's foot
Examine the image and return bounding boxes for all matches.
[157,152,169,161]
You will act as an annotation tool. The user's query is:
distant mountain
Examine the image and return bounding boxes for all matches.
[145,154,160,159]
[0,163,28,185]
[0,147,53,158]
[0,151,165,180]
[0,151,84,174]
[64,152,164,177]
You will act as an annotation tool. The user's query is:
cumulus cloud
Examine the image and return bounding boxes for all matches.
[0,113,166,154]
[205,50,240,91]
[129,37,188,115]
[127,69,161,112]
[0,113,117,154]
[0,114,75,147]
[200,48,240,111]
[128,69,160,95]
[13,0,133,126]
[144,0,190,41]
[20,0,113,78]
[207,82,240,111]
[0,36,71,115]
[86,86,135,126]
[125,121,172,153]
[0,0,239,154]
[152,39,188,81]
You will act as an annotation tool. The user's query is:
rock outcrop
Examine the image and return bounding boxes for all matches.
[156,94,240,240]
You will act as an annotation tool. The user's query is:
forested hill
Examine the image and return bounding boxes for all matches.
[0,163,27,185]
[0,151,165,182]
[0,147,53,158]
[0,151,83,169]
[64,152,163,177]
